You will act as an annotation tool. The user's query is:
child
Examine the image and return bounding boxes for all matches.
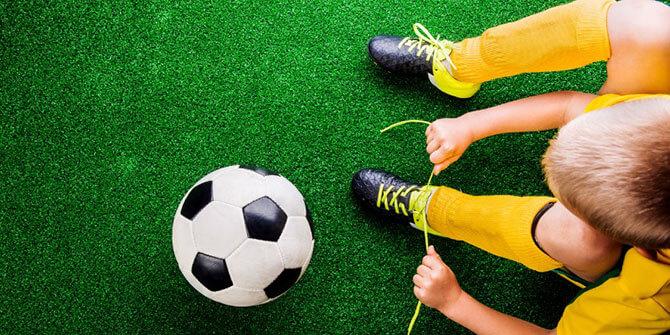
[354,0,670,333]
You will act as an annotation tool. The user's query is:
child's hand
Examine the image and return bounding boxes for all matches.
[413,246,463,315]
[426,117,475,175]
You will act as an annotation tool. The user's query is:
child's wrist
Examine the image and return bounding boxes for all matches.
[438,289,467,319]
[456,113,480,142]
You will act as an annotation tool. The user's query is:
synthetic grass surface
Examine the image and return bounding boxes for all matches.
[1,0,633,333]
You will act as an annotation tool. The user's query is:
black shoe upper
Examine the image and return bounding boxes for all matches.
[351,168,420,222]
[368,35,433,75]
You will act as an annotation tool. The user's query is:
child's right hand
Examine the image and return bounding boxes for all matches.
[413,246,463,315]
[426,117,475,175]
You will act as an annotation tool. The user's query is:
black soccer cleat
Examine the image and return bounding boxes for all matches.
[367,24,481,98]
[368,35,436,75]
[351,169,435,226]
[368,23,457,75]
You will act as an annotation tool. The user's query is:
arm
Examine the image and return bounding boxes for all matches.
[461,91,596,141]
[415,246,557,335]
[426,91,595,174]
[442,292,555,335]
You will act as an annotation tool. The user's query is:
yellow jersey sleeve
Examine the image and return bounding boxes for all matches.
[584,94,670,113]
[556,249,670,335]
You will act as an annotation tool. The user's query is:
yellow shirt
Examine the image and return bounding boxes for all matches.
[557,249,670,334]
[557,94,670,334]
[584,93,670,112]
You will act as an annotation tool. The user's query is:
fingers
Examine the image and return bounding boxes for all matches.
[413,286,423,300]
[428,245,441,259]
[433,155,459,175]
[430,145,454,164]
[426,132,434,145]
[417,264,431,277]
[412,274,424,288]
[426,140,440,154]
[425,124,434,137]
[432,164,442,176]
[422,254,442,269]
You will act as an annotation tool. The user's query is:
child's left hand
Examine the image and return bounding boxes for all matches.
[413,245,463,314]
[426,117,475,175]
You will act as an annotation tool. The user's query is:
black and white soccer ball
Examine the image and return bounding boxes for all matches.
[172,165,314,307]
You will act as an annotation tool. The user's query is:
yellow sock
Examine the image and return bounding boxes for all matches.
[427,187,562,272]
[451,0,614,83]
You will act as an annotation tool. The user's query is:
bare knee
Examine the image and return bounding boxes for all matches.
[535,203,622,281]
[558,218,623,282]
[572,223,622,271]
[609,0,670,48]
[602,0,670,93]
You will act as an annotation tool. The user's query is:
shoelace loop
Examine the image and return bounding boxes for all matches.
[397,23,457,72]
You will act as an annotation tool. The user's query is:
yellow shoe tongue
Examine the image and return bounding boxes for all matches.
[432,52,453,76]
[409,186,435,224]
[408,189,420,212]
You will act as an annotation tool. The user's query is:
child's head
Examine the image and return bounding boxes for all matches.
[543,98,670,249]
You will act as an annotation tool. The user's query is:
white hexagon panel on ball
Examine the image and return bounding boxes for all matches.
[172,165,315,306]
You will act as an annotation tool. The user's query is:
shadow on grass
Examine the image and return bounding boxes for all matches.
[363,62,472,111]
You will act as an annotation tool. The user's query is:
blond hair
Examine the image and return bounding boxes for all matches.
[543,98,670,249]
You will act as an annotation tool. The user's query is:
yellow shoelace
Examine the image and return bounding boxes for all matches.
[380,119,434,334]
[396,23,458,72]
[376,184,419,216]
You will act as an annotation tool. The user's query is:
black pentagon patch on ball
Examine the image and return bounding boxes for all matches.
[191,252,233,292]
[243,197,288,242]
[181,181,212,220]
[264,268,301,299]
[240,165,278,177]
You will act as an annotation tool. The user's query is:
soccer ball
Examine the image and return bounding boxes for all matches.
[172,165,314,307]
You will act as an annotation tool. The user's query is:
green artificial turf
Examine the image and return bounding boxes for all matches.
[1,0,633,333]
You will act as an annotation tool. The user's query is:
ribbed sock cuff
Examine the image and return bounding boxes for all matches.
[503,196,563,272]
[427,187,562,272]
[426,187,465,238]
[576,0,615,61]
[450,39,485,83]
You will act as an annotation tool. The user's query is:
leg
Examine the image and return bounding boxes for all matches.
[427,187,562,272]
[427,187,621,281]
[600,0,670,94]
[451,0,614,83]
[350,169,621,281]
[535,203,622,282]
